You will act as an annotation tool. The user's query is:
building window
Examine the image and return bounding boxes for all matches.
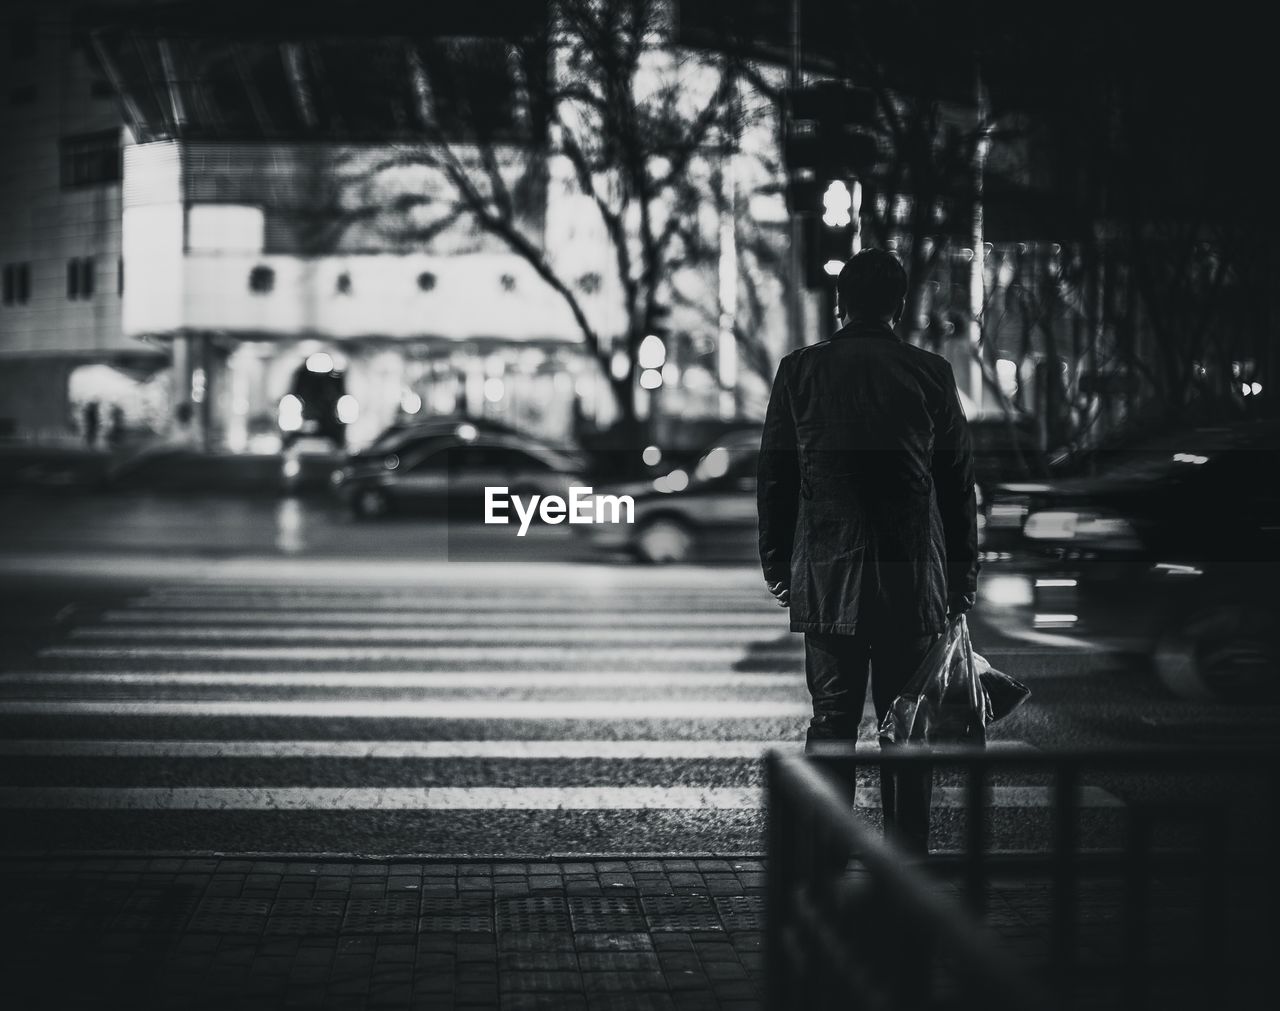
[60,130,122,189]
[248,265,275,294]
[118,257,124,296]
[67,258,94,299]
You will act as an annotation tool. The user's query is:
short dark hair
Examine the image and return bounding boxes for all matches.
[836,248,908,320]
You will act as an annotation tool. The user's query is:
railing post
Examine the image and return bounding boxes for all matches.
[1123,810,1150,1011]
[1051,762,1079,1004]
[765,751,793,1011]
[965,756,988,915]
[1199,809,1227,1008]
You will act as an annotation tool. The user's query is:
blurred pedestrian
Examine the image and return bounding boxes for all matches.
[82,401,100,449]
[756,248,980,855]
[108,404,126,449]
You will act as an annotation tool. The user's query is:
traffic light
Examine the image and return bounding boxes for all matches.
[783,81,878,178]
[802,186,856,289]
[783,81,877,289]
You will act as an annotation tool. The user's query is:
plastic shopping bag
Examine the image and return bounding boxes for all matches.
[975,653,1032,724]
[878,614,1030,747]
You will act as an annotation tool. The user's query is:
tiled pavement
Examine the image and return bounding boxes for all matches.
[2,853,1258,1010]
[0,855,770,1010]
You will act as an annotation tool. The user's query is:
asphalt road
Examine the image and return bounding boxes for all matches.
[0,487,593,561]
[1,491,1276,859]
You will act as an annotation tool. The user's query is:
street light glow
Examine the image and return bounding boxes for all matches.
[638,335,666,370]
[639,368,663,390]
[278,394,303,432]
[823,259,843,276]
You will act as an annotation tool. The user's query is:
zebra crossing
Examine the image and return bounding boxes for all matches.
[0,572,805,854]
[0,568,1118,855]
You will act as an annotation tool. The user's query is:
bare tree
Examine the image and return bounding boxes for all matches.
[348,0,788,435]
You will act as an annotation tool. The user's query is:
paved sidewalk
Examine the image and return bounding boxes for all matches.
[6,852,1251,1009]
[0,855,768,1010]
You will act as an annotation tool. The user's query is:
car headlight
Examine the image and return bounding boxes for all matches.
[1023,509,1139,546]
[653,468,689,494]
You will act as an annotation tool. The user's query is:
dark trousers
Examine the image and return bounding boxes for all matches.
[804,626,938,854]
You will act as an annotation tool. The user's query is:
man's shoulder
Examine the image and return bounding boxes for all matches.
[900,341,952,371]
[779,339,834,369]
[896,340,957,378]
[781,337,953,376]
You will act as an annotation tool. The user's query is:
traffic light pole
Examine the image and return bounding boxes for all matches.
[784,0,806,352]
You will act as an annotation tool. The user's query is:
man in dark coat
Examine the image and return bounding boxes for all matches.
[757,248,979,853]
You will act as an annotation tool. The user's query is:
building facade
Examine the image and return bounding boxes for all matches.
[0,2,162,443]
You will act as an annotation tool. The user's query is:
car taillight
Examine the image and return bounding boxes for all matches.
[988,500,1029,528]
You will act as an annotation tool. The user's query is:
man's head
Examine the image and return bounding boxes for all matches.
[836,248,908,326]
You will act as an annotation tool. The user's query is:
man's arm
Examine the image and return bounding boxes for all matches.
[931,361,980,614]
[757,356,800,603]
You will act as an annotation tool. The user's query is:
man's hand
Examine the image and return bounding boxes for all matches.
[947,591,976,620]
[768,580,790,608]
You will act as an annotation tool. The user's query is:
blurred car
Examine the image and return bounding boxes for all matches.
[981,422,1280,700]
[334,430,585,518]
[579,427,763,563]
[581,415,1010,564]
[968,415,1050,492]
[355,417,532,462]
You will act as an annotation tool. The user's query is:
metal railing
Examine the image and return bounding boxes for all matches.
[766,750,1046,1010]
[766,744,1279,1011]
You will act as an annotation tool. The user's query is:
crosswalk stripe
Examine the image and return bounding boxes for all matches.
[0,785,1122,811]
[0,739,795,759]
[101,610,777,626]
[39,645,799,662]
[130,598,779,613]
[68,626,788,645]
[139,584,770,598]
[0,740,1042,759]
[0,699,812,718]
[0,671,804,689]
[0,556,769,586]
[137,590,772,603]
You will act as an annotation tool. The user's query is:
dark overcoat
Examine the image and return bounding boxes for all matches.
[757,320,979,635]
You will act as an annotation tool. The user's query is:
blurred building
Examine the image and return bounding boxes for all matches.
[0,0,793,454]
[0,1,167,444]
[120,138,630,452]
